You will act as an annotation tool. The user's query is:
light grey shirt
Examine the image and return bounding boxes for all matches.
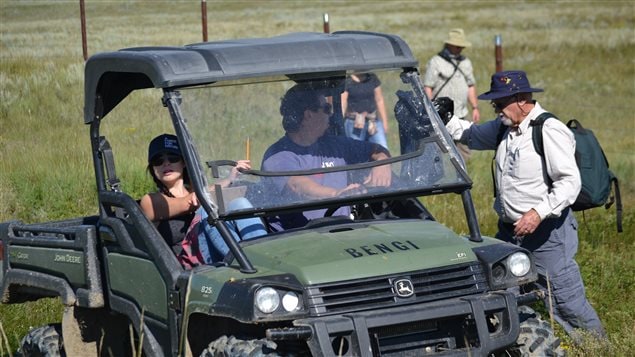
[445,102,581,222]
[423,54,476,119]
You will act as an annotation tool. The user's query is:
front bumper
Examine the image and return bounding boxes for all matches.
[268,291,520,356]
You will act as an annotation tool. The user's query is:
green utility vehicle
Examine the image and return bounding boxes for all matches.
[1,32,563,356]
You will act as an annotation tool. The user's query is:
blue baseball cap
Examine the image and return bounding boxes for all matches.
[478,70,543,100]
[148,134,181,161]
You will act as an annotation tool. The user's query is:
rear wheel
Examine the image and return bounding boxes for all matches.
[200,335,280,357]
[19,324,65,357]
[497,306,565,356]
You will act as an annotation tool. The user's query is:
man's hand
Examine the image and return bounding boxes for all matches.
[186,192,200,212]
[471,107,480,123]
[366,151,392,187]
[514,209,541,236]
[336,183,367,197]
[230,160,251,180]
[365,164,392,187]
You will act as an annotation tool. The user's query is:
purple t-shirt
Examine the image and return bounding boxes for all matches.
[262,134,378,229]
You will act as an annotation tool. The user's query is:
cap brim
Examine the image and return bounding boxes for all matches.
[148,148,181,161]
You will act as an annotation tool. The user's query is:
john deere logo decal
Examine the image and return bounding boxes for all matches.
[394,278,414,298]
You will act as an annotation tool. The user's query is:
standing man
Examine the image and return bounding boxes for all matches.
[443,70,605,340]
[423,28,480,161]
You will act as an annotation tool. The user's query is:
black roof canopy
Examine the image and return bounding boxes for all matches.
[83,31,418,123]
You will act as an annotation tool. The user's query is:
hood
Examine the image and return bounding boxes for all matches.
[243,220,478,285]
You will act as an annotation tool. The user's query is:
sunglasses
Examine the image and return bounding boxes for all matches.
[491,95,517,111]
[151,154,182,167]
[312,102,333,115]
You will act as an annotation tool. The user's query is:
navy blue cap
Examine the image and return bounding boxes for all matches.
[148,134,181,161]
[478,70,543,100]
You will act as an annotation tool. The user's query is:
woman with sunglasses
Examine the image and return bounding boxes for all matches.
[140,134,266,266]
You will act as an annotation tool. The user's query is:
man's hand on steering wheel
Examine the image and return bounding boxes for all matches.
[364,164,392,187]
[336,183,367,197]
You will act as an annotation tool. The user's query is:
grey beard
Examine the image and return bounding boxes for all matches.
[501,117,513,126]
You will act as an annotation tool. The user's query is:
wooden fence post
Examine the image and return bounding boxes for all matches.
[79,0,88,61]
[201,0,208,42]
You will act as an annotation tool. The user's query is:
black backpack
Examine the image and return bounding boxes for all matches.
[495,113,622,232]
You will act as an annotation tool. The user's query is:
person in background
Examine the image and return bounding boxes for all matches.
[341,72,390,149]
[443,70,605,341]
[263,83,391,230]
[423,28,480,162]
[140,134,266,266]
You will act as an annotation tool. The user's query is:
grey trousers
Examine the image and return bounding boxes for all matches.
[496,208,605,338]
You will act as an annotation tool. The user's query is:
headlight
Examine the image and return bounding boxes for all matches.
[282,291,300,312]
[255,287,280,314]
[507,252,531,277]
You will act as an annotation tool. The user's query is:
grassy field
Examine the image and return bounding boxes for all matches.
[1,0,633,355]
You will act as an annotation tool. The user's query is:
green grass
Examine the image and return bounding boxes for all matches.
[1,0,634,355]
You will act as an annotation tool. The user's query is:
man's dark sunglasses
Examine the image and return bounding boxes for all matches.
[491,95,517,111]
[312,102,333,115]
[151,154,182,167]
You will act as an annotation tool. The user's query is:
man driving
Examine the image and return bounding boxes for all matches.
[262,82,391,230]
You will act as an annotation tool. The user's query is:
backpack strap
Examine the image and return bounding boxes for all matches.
[609,173,623,232]
[432,51,466,101]
[492,112,557,198]
[529,112,556,157]
[529,112,556,188]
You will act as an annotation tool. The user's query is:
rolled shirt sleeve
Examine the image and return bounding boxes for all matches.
[463,60,476,87]
[446,115,500,150]
[532,118,581,220]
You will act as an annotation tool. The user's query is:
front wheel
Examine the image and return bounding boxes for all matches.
[200,335,280,357]
[495,306,565,356]
[19,324,65,357]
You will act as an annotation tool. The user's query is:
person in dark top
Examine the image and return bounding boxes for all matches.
[262,83,391,230]
[140,134,264,259]
[140,134,197,255]
[341,72,390,149]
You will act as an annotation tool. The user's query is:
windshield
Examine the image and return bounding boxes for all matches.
[175,69,469,227]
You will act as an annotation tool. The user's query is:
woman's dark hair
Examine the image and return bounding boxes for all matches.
[146,154,190,197]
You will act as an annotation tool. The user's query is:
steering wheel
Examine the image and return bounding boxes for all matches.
[322,171,404,218]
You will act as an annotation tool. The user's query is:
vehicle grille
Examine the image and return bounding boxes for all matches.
[305,262,488,316]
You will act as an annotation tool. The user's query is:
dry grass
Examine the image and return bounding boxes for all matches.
[0,320,12,357]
